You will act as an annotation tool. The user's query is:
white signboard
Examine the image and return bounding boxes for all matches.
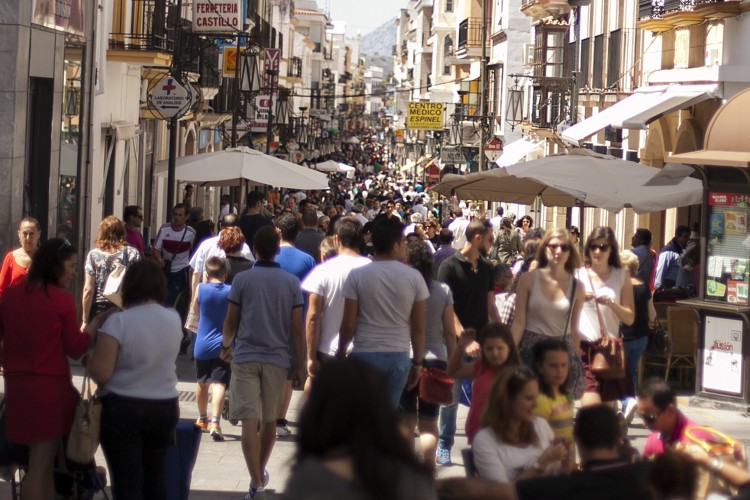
[193,0,242,33]
[702,315,743,395]
[249,94,276,132]
[484,149,502,163]
[440,147,465,164]
[148,76,191,119]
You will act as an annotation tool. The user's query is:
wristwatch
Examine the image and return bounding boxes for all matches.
[221,343,231,350]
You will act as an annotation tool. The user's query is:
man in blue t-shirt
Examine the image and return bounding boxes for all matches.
[273,213,315,437]
[222,226,305,500]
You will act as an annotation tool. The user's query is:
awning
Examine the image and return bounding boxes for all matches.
[494,137,545,168]
[561,84,722,146]
[667,87,750,169]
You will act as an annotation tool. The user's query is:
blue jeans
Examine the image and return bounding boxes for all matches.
[624,336,649,393]
[165,268,190,320]
[438,382,461,450]
[100,394,179,500]
[349,351,410,409]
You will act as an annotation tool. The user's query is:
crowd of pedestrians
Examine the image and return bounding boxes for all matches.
[0,164,739,500]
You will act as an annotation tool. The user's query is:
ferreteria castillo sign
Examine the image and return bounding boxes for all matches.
[193,0,242,33]
[407,102,445,130]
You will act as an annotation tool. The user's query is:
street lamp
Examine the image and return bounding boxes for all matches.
[240,49,261,95]
[506,77,525,132]
[275,88,290,145]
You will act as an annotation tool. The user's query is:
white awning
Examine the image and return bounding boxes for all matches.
[560,84,721,146]
[494,137,545,168]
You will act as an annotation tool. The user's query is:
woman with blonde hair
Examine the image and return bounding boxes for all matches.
[81,215,141,329]
[511,228,586,398]
[472,366,568,482]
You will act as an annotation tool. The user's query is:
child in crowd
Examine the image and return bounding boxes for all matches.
[447,322,520,444]
[190,256,232,441]
[532,338,575,472]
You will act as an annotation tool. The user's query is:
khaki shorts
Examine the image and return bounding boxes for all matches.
[229,362,287,423]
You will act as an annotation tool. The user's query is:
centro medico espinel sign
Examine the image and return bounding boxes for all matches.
[407,102,445,131]
[193,0,242,33]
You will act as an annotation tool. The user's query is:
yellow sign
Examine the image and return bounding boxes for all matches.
[222,47,238,78]
[407,102,445,130]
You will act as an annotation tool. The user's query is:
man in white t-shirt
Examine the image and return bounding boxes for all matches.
[152,203,196,312]
[448,208,470,250]
[301,218,370,391]
[338,217,429,408]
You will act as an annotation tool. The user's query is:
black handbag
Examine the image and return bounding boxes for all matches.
[646,317,672,356]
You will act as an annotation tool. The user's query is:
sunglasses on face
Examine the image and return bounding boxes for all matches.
[639,412,660,424]
[547,243,570,252]
[589,243,611,252]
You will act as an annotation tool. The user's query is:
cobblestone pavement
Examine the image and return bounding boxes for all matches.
[2,354,750,498]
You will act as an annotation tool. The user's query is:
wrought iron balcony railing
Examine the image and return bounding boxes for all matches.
[457,17,485,51]
[288,57,302,78]
[109,0,173,52]
[639,0,730,19]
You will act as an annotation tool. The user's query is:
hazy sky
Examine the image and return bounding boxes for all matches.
[327,0,405,35]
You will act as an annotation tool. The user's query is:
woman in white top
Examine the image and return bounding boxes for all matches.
[88,260,182,499]
[511,228,586,399]
[472,366,568,482]
[575,226,635,407]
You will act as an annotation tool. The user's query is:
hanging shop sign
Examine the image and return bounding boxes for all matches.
[484,137,504,163]
[193,0,242,33]
[703,316,744,395]
[440,146,465,164]
[222,47,238,78]
[263,49,281,89]
[249,94,277,132]
[148,76,192,120]
[32,0,85,35]
[407,102,445,131]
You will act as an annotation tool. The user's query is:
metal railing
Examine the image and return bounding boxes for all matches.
[639,0,728,19]
[457,17,487,50]
[288,57,302,78]
[109,0,173,52]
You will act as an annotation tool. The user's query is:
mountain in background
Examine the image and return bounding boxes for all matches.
[360,17,396,74]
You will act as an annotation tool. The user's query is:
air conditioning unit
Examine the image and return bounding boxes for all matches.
[523,44,535,67]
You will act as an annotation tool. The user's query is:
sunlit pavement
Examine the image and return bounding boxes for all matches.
[2,357,749,498]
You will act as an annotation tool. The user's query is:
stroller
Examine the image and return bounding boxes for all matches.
[0,399,108,500]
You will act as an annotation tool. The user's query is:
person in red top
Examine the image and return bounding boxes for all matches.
[0,217,41,298]
[447,322,520,444]
[124,205,145,256]
[0,238,94,500]
[637,377,697,457]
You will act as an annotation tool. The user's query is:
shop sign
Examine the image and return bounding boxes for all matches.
[394,129,405,143]
[249,94,276,132]
[148,77,192,120]
[222,47,238,78]
[440,147,465,164]
[32,0,84,35]
[407,102,444,131]
[263,49,281,89]
[484,137,504,162]
[702,316,743,395]
[193,0,242,33]
[708,192,750,207]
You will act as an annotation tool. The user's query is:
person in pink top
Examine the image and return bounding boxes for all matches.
[637,377,697,457]
[447,322,520,444]
[124,205,145,256]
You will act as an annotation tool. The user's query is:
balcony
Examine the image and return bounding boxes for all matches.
[248,13,273,48]
[520,0,573,20]
[456,17,488,59]
[638,0,744,32]
[520,76,575,131]
[108,0,173,65]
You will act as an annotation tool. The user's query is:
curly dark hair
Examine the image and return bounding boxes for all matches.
[405,237,432,287]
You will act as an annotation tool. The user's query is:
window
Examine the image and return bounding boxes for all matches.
[445,0,453,13]
[533,25,566,78]
[444,65,451,76]
[444,35,454,57]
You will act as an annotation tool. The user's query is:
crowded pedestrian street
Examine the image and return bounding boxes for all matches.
[4,0,750,499]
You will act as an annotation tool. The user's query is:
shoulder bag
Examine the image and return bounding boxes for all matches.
[419,363,454,405]
[102,246,130,308]
[586,269,626,380]
[162,227,188,275]
[66,369,102,464]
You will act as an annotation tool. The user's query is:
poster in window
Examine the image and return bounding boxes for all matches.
[709,213,724,243]
[724,210,748,236]
[703,316,743,395]
[727,281,749,305]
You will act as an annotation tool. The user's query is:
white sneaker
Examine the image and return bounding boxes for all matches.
[276,424,291,437]
[623,398,638,425]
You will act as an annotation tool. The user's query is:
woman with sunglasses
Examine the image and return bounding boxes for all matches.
[576,227,635,408]
[511,228,587,399]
